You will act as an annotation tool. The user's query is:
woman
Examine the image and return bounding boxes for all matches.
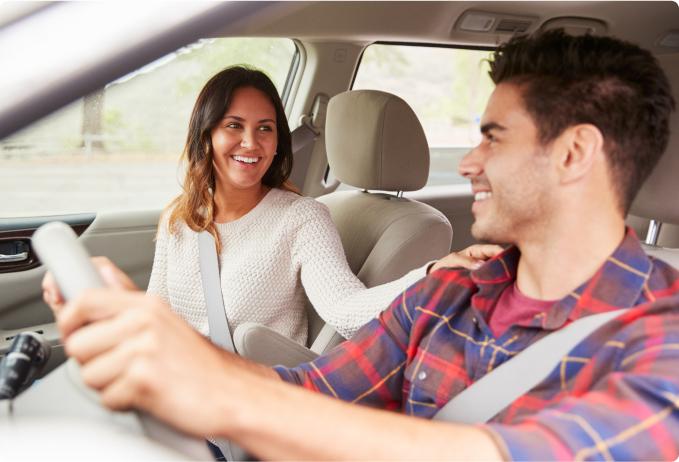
[44,66,501,344]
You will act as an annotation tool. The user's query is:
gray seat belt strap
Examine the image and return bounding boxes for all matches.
[198,231,235,352]
[291,122,318,153]
[434,308,627,424]
[198,231,236,461]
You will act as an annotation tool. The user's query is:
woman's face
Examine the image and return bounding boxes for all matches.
[210,86,278,194]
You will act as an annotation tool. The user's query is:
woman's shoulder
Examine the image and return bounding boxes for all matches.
[155,205,196,242]
[272,188,330,221]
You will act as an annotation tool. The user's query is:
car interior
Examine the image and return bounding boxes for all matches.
[1,0,679,455]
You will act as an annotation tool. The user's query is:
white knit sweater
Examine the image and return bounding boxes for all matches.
[147,188,428,344]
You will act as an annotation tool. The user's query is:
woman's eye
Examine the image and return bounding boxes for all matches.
[258,125,273,132]
[225,122,241,129]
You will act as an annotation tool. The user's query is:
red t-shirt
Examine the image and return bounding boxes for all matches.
[489,283,557,338]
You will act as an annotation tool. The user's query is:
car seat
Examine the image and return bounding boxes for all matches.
[233,90,453,366]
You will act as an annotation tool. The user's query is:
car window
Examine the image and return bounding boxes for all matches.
[0,37,296,218]
[349,43,495,189]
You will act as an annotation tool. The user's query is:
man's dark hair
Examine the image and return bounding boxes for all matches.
[489,29,675,213]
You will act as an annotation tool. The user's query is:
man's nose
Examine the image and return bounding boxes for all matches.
[458,146,484,179]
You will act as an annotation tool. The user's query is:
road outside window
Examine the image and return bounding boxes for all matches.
[0,38,296,218]
[352,44,495,188]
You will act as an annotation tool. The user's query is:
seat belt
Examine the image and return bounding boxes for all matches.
[198,231,235,352]
[292,92,327,152]
[434,308,628,424]
[291,121,318,153]
[198,230,237,460]
[287,94,328,191]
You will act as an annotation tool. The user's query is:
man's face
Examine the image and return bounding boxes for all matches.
[458,83,557,244]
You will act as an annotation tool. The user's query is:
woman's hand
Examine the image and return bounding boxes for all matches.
[42,256,138,315]
[429,244,504,273]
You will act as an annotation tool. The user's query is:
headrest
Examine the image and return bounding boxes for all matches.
[325,90,429,191]
[630,54,679,224]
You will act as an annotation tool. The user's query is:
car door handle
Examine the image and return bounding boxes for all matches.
[0,252,29,263]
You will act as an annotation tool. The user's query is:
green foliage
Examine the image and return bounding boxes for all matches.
[353,44,495,146]
[101,38,297,155]
[103,109,124,133]
[447,52,494,124]
[173,38,295,97]
[361,45,409,77]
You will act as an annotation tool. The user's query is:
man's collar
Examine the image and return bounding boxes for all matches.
[470,228,652,330]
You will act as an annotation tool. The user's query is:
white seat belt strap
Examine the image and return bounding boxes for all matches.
[198,231,235,352]
[434,308,627,424]
[198,230,236,461]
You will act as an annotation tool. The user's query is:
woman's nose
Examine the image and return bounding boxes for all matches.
[240,128,256,148]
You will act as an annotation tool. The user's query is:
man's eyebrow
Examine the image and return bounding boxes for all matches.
[480,122,507,134]
[223,115,275,124]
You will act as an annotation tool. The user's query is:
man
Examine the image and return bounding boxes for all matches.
[48,30,679,460]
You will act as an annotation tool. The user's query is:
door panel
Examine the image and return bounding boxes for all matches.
[0,209,160,374]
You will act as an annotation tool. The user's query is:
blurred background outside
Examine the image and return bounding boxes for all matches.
[1,39,494,218]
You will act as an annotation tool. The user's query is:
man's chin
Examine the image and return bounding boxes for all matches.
[471,222,510,245]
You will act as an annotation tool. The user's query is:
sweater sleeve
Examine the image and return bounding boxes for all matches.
[146,212,169,302]
[288,198,428,339]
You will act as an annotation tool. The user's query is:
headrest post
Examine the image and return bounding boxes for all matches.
[645,219,663,246]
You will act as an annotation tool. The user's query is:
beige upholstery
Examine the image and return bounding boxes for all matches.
[629,54,679,269]
[325,90,429,191]
[234,90,453,365]
[642,245,679,270]
[233,322,318,368]
[317,191,452,287]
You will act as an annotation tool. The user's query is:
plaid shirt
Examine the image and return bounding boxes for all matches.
[276,229,679,460]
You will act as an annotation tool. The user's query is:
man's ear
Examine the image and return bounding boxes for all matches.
[555,124,605,184]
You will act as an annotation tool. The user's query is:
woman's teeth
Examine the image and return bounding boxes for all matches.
[474,191,492,201]
[233,155,259,164]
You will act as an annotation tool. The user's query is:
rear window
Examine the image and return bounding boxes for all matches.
[351,43,495,188]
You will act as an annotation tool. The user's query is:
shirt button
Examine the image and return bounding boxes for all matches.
[472,317,478,324]
[417,371,427,381]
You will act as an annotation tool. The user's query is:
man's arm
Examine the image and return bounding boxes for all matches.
[57,287,503,460]
[227,373,502,460]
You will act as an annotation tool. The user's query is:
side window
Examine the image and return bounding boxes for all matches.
[0,38,297,218]
[351,43,494,188]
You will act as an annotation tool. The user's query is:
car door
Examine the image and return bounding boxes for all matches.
[0,2,301,374]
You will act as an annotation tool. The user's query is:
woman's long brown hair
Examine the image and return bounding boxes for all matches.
[164,66,298,252]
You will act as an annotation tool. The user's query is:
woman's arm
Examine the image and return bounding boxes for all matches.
[145,213,170,300]
[290,199,500,338]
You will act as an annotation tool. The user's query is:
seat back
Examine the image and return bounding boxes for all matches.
[308,90,453,351]
[630,54,679,269]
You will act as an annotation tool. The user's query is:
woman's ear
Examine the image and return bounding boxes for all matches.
[555,123,605,184]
